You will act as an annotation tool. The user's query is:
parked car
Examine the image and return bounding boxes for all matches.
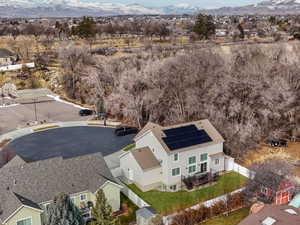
[114,126,138,136]
[270,139,288,147]
[79,109,94,116]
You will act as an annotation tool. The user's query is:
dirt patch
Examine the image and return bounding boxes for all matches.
[242,142,300,177]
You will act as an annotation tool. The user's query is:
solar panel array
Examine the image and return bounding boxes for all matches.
[162,125,212,151]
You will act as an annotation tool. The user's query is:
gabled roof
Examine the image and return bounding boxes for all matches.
[136,207,158,220]
[134,120,224,153]
[0,152,118,223]
[131,147,161,171]
[238,205,300,225]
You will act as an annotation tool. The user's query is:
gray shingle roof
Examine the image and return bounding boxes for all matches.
[136,207,158,220]
[0,152,118,222]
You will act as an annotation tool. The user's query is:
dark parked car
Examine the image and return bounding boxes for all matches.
[79,109,94,116]
[115,126,138,136]
[270,139,288,147]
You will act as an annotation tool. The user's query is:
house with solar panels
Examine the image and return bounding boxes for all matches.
[120,119,226,192]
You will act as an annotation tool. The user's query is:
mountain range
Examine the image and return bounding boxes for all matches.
[0,0,300,17]
[0,0,202,17]
[202,0,300,15]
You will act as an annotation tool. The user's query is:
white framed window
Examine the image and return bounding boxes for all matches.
[17,217,32,225]
[188,156,196,165]
[215,158,220,165]
[261,186,268,195]
[188,165,197,174]
[173,153,179,161]
[172,167,181,176]
[80,194,87,202]
[200,153,208,161]
[170,185,177,191]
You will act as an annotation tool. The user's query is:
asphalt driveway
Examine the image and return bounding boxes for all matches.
[3,126,134,161]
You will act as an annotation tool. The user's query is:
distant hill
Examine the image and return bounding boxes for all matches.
[0,0,202,18]
[201,0,300,15]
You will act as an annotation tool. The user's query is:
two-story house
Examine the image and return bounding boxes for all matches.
[0,153,122,225]
[120,119,225,192]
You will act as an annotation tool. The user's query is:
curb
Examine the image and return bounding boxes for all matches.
[0,120,122,143]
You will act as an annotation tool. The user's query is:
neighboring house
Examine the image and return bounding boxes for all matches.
[0,153,122,225]
[0,48,17,67]
[120,119,226,192]
[238,204,300,225]
[256,172,295,205]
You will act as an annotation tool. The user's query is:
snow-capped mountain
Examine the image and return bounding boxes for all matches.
[202,0,300,15]
[0,0,202,17]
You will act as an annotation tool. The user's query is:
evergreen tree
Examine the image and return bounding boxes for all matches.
[74,16,96,39]
[91,190,119,225]
[43,193,84,225]
[192,14,216,40]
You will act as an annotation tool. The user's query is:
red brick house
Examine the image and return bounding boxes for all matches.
[257,172,295,205]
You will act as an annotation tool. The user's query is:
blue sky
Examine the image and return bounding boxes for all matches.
[85,0,264,8]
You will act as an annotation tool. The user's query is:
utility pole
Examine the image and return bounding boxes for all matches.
[33,98,38,122]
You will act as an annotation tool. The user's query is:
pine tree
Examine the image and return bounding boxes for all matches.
[192,14,216,40]
[91,190,119,225]
[43,193,84,225]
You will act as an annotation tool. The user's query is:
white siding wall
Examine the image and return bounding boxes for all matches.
[120,151,162,187]
[135,131,169,183]
[165,143,224,186]
[120,152,144,184]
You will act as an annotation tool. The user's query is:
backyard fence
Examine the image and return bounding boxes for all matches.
[0,62,35,72]
[121,186,150,208]
[225,156,255,179]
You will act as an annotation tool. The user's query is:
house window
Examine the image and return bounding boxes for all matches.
[80,194,87,202]
[170,185,177,191]
[188,156,196,164]
[200,153,208,161]
[173,153,179,161]
[215,159,220,165]
[188,165,197,174]
[17,218,32,225]
[172,167,181,176]
[200,162,207,173]
[261,186,268,195]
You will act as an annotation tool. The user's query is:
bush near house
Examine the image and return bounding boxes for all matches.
[171,192,246,225]
[201,207,250,225]
[128,172,247,214]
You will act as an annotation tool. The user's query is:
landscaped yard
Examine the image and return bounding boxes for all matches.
[119,193,139,225]
[201,207,250,225]
[128,172,248,214]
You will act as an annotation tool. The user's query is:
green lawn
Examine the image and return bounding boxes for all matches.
[201,207,250,225]
[119,193,139,225]
[123,143,136,151]
[128,172,247,214]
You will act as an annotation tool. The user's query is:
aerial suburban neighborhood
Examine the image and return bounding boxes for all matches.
[1,0,300,225]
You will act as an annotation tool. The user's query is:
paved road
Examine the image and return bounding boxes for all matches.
[3,126,134,161]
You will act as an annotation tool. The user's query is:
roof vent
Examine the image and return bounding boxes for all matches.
[285,208,298,215]
[262,217,276,225]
